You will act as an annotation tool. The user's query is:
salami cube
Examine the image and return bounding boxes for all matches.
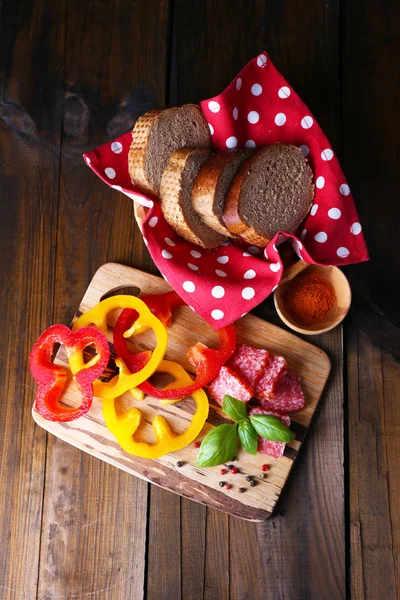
[255,355,287,400]
[226,344,270,388]
[207,366,254,407]
[258,370,305,413]
[249,408,291,459]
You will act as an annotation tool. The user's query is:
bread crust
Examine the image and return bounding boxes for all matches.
[223,152,271,245]
[128,109,163,196]
[192,152,245,237]
[161,148,225,249]
[223,146,314,246]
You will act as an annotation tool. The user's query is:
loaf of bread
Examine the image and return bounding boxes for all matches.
[160,148,227,249]
[191,150,254,237]
[129,105,211,196]
[223,144,314,246]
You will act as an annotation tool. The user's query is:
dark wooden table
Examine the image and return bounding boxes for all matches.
[1,1,399,599]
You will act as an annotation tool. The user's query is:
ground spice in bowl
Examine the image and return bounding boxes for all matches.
[283,272,336,326]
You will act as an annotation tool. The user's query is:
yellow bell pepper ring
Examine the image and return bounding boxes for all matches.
[72,295,168,399]
[102,362,209,459]
[130,359,188,405]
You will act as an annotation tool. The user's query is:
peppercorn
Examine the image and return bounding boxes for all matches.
[225,484,232,491]
[219,468,227,475]
[193,441,200,449]
[227,464,234,470]
[230,467,238,475]
[231,456,236,461]
[249,480,256,487]
[176,461,184,468]
[261,464,269,472]
[246,475,253,482]
[260,473,267,479]
[219,481,225,487]
[238,487,246,494]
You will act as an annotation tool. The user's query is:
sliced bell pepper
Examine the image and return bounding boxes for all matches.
[102,360,209,458]
[72,295,168,399]
[29,324,110,422]
[114,300,237,399]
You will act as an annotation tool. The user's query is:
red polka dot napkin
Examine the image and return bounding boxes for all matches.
[83,51,368,330]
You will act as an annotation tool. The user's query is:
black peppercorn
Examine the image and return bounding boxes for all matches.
[246,475,253,482]
[219,481,225,487]
[227,464,234,470]
[249,480,256,487]
[238,487,246,494]
[176,461,184,468]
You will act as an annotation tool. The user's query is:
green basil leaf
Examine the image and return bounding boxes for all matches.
[249,415,296,443]
[238,419,258,455]
[222,395,248,422]
[196,424,238,467]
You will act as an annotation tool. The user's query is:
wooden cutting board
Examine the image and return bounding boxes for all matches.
[32,263,331,521]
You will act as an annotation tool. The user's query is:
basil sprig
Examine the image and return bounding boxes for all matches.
[222,394,248,422]
[196,394,295,467]
[196,424,238,467]
[250,415,295,443]
[238,419,258,455]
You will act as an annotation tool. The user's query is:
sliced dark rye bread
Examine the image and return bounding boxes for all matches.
[160,148,227,249]
[129,105,211,196]
[223,144,314,246]
[191,149,254,237]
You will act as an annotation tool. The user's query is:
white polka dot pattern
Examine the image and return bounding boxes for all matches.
[251,83,262,96]
[105,167,116,179]
[86,51,368,330]
[211,286,225,299]
[111,141,123,154]
[208,101,220,113]
[350,222,362,235]
[211,309,224,320]
[183,281,195,293]
[226,136,237,148]
[274,113,286,126]
[242,287,255,300]
[247,111,259,124]
[278,86,290,98]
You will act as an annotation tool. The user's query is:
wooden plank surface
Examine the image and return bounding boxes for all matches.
[1,0,399,598]
[32,263,331,521]
[342,1,400,598]
[34,2,170,599]
[0,1,65,597]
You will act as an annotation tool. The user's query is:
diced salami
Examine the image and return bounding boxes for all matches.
[226,344,270,388]
[255,355,287,400]
[249,408,291,459]
[207,366,254,407]
[257,370,305,413]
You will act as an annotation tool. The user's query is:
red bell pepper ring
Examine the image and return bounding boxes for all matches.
[30,324,110,422]
[113,291,185,374]
[114,300,237,399]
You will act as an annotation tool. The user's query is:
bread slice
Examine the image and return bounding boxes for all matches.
[192,150,254,237]
[160,148,227,249]
[223,144,314,246]
[129,105,211,196]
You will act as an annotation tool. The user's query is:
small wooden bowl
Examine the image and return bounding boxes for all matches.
[274,264,352,335]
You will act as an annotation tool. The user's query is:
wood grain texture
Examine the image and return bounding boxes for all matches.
[32,263,331,521]
[35,2,170,599]
[342,1,400,598]
[347,327,400,599]
[229,328,345,599]
[0,1,65,597]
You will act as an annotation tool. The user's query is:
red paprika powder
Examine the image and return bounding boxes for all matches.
[283,272,336,326]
